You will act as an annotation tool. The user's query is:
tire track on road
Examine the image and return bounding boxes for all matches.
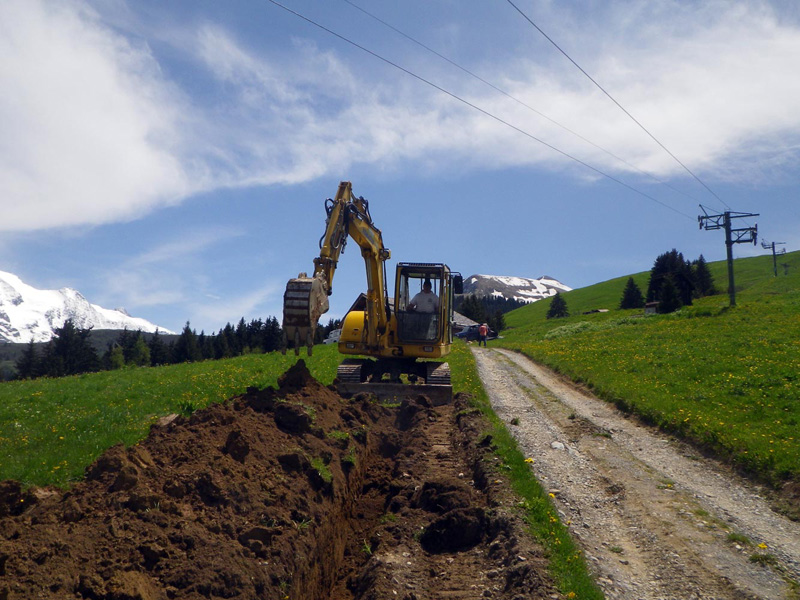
[472,347,797,600]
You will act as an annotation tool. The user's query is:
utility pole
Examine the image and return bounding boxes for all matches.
[698,207,758,307]
[761,240,786,277]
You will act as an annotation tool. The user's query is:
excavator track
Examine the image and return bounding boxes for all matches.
[336,359,362,383]
[336,359,452,406]
[425,362,451,386]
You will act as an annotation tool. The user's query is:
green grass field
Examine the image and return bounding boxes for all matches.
[0,348,341,487]
[498,250,800,485]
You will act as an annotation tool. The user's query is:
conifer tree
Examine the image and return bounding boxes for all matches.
[222,323,239,355]
[692,255,716,297]
[657,277,683,313]
[148,330,170,366]
[48,319,100,376]
[619,277,645,309]
[647,249,694,306]
[15,340,39,379]
[174,322,202,363]
[39,342,62,378]
[108,345,126,370]
[235,318,247,352]
[116,329,135,363]
[459,294,487,323]
[129,335,151,367]
[546,292,569,319]
[264,317,283,352]
[214,330,232,359]
[488,309,505,334]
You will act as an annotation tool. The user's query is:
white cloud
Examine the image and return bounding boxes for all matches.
[0,0,191,232]
[91,225,287,330]
[2,0,800,234]
[491,0,800,182]
[184,2,800,187]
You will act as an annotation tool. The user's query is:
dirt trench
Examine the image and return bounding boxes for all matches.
[473,347,800,600]
[0,360,557,600]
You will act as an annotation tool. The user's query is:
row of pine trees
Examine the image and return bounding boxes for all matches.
[546,249,717,319]
[12,250,714,378]
[621,250,716,313]
[455,294,522,333]
[15,316,286,380]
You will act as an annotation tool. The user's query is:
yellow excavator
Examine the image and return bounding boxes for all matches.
[282,181,462,404]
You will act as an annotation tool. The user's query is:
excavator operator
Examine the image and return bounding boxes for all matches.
[408,279,439,313]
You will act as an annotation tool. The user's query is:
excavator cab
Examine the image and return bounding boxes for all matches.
[395,263,453,346]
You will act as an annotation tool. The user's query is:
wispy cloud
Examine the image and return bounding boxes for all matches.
[3,0,800,234]
[166,1,800,185]
[189,282,285,331]
[98,227,244,308]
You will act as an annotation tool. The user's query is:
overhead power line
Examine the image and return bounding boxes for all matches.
[505,0,730,209]
[266,0,694,220]
[341,0,704,207]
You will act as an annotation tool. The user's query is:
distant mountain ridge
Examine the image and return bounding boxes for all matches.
[463,274,572,304]
[0,271,173,344]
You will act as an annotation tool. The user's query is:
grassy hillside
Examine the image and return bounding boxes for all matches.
[498,250,800,486]
[0,346,342,487]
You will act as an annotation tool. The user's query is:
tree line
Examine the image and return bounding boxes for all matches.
[14,316,285,380]
[620,250,716,313]
[545,249,717,320]
[455,294,524,333]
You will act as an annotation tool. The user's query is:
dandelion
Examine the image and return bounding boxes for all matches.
[758,543,768,550]
[524,458,535,463]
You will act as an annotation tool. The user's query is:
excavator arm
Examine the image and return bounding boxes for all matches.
[282,181,391,355]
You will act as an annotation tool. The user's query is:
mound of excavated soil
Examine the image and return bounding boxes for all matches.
[0,360,556,599]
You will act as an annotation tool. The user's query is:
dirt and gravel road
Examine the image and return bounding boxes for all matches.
[472,346,800,600]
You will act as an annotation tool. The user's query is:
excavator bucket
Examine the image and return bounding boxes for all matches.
[282,273,329,355]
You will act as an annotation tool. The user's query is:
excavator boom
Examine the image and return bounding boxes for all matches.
[282,182,390,355]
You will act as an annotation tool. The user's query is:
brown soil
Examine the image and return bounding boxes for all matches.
[0,361,557,600]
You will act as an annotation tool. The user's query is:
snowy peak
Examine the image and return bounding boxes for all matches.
[0,270,174,343]
[463,274,571,304]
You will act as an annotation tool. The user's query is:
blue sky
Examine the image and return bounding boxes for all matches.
[2,0,799,334]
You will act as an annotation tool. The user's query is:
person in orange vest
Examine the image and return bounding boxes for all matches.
[478,323,489,346]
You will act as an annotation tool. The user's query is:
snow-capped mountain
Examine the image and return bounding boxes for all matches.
[0,271,174,344]
[462,274,572,304]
